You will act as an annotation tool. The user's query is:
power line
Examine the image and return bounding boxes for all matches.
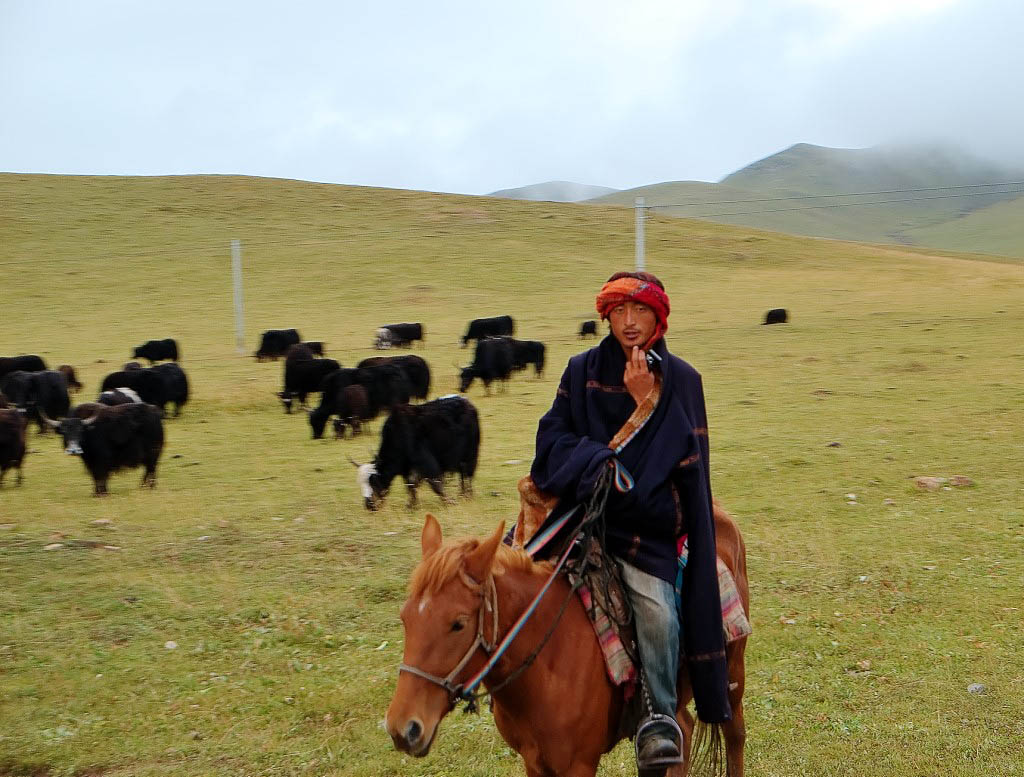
[645,180,1024,209]
[655,188,1024,219]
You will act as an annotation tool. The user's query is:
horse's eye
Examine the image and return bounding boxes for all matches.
[450,620,465,632]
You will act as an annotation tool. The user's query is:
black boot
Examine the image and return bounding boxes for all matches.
[638,731,680,763]
[635,714,684,771]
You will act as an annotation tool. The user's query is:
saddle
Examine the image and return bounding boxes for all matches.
[514,476,752,690]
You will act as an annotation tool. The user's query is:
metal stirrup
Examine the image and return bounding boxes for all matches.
[634,713,685,770]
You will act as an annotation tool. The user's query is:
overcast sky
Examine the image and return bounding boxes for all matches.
[1,0,1021,194]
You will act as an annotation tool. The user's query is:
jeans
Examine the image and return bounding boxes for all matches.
[618,559,680,727]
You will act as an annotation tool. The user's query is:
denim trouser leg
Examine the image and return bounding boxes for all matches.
[618,559,680,723]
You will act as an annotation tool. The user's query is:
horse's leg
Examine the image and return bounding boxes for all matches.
[721,704,745,777]
[671,677,695,777]
[721,638,747,777]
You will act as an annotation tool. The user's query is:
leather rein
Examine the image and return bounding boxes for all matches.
[398,506,589,713]
[397,469,612,713]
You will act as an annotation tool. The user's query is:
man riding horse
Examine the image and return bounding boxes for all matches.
[529,270,732,770]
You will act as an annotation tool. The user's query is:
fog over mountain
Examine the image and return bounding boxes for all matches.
[2,1,1022,194]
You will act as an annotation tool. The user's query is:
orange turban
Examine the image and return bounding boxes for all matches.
[595,273,670,350]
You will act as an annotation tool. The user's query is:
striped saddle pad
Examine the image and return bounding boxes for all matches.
[571,543,752,687]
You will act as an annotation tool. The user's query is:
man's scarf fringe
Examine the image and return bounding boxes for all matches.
[689,721,727,777]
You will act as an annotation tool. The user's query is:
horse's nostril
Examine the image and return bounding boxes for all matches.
[405,720,423,745]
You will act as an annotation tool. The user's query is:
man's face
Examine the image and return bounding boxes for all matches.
[607,300,657,353]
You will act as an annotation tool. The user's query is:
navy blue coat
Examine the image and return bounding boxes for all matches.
[531,334,731,723]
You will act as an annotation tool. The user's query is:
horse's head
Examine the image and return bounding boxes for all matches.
[386,513,505,757]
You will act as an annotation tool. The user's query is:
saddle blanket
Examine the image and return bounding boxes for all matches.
[574,547,752,687]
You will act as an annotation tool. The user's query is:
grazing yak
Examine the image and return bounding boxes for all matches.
[459,337,515,394]
[308,368,359,439]
[354,395,480,510]
[0,372,34,409]
[461,315,514,347]
[307,363,411,439]
[132,338,180,363]
[374,323,425,350]
[150,363,190,417]
[57,365,83,392]
[100,364,190,417]
[763,308,788,325]
[355,362,412,412]
[0,355,47,382]
[97,388,143,406]
[255,328,301,361]
[506,338,546,377]
[331,384,372,438]
[0,404,28,487]
[279,345,341,413]
[40,402,165,496]
[100,369,164,406]
[579,320,598,338]
[0,370,71,435]
[357,355,430,400]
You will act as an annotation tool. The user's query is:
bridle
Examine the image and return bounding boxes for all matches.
[397,569,500,711]
[396,504,589,713]
[396,467,613,712]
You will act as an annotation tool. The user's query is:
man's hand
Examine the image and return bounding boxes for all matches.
[624,346,655,405]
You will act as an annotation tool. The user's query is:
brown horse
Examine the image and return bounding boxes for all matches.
[386,505,749,777]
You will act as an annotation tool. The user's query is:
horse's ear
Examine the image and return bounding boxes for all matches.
[464,521,505,583]
[421,513,442,558]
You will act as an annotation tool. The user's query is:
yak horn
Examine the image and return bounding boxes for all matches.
[347,456,361,468]
[36,406,62,429]
[82,411,100,426]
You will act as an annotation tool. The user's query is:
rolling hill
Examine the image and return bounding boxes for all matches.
[589,144,1024,257]
[488,180,618,202]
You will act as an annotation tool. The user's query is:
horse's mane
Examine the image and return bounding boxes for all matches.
[409,538,548,598]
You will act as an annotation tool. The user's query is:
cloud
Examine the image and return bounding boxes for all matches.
[810,0,1024,165]
[1,0,1017,194]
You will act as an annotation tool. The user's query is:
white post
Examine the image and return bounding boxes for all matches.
[231,239,245,355]
[634,197,646,272]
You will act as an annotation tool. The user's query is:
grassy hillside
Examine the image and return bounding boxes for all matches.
[588,144,1024,256]
[902,195,1024,256]
[2,173,1024,777]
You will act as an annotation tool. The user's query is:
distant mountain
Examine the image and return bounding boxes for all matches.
[489,180,618,203]
[721,142,1022,196]
[588,143,1024,257]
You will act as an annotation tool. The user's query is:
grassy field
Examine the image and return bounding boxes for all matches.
[1,173,1023,776]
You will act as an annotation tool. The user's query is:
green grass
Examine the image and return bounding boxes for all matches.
[1,173,1023,776]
